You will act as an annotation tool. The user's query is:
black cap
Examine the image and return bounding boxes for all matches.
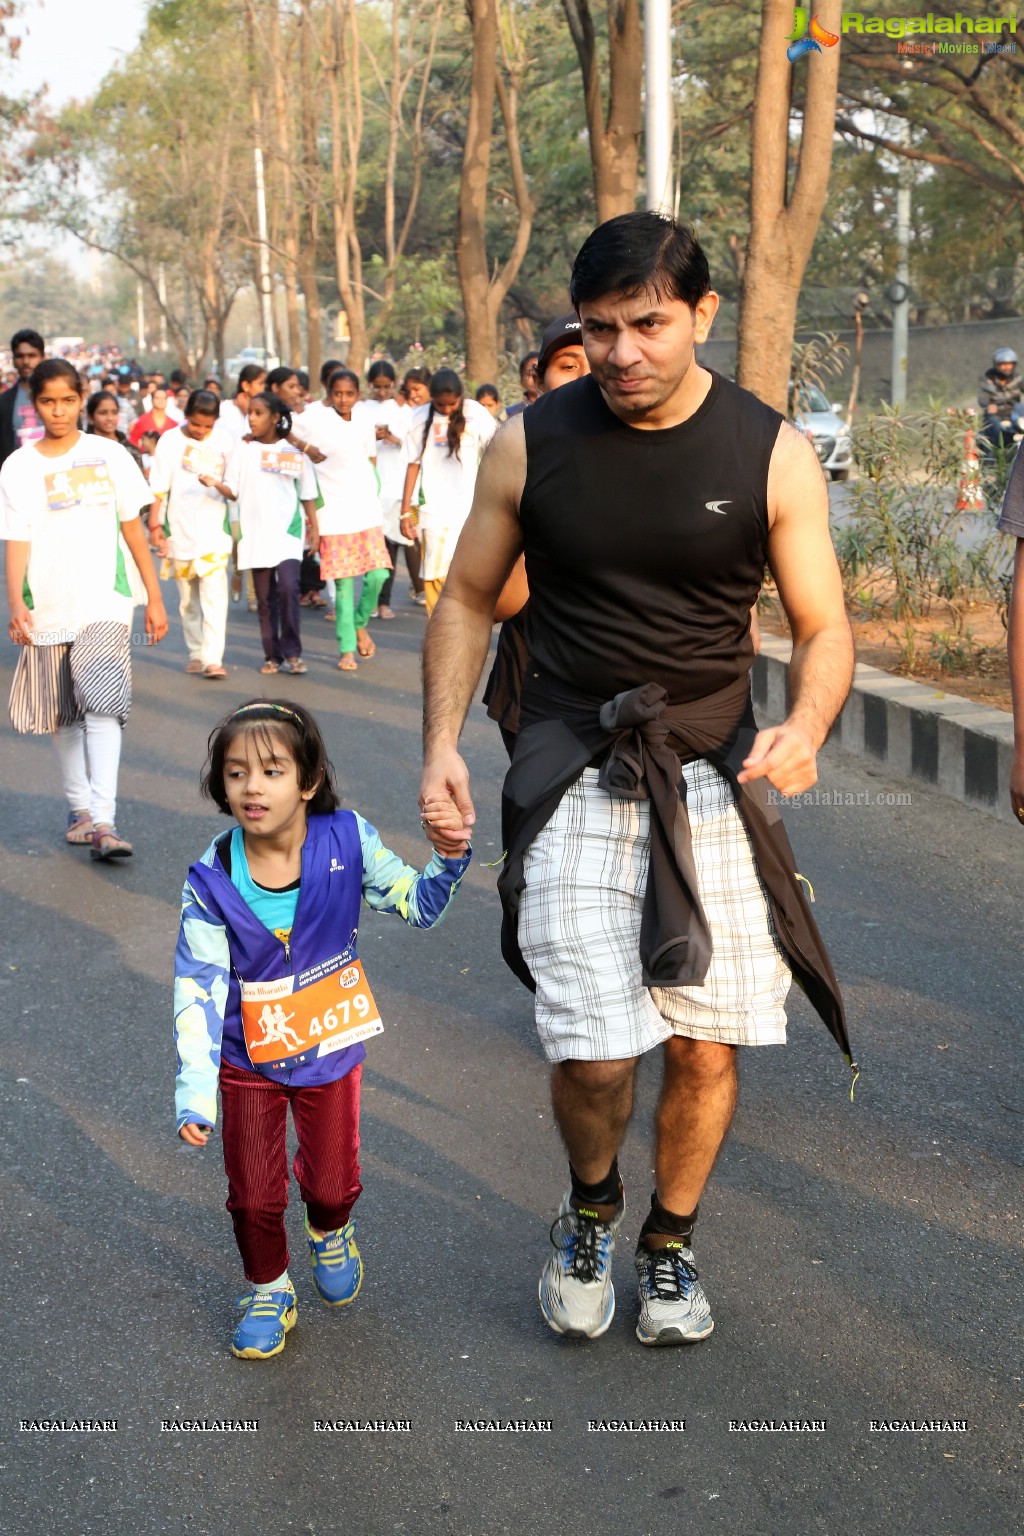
[537,313,584,378]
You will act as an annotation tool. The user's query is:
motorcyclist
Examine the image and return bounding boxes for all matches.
[978,347,1023,444]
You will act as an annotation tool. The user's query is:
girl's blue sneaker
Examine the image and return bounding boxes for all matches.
[231,1285,298,1360]
[305,1213,363,1306]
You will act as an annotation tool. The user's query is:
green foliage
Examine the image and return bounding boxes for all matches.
[834,405,1012,652]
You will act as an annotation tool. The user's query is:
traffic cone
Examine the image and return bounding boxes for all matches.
[956,427,985,513]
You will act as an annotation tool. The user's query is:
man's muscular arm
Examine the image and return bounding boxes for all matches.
[739,423,854,797]
[419,416,526,850]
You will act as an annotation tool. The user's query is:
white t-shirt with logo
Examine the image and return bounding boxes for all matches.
[148,424,237,563]
[0,432,150,643]
[402,398,497,580]
[227,438,318,570]
[302,409,379,537]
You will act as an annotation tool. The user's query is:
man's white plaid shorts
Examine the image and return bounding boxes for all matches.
[518,759,792,1062]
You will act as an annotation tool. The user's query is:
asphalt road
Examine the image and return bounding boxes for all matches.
[0,584,1021,1536]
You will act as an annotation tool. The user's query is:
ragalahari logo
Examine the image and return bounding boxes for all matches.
[787,8,841,60]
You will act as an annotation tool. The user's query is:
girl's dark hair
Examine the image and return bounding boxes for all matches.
[235,363,265,392]
[29,358,82,402]
[184,388,220,418]
[367,359,396,383]
[201,700,340,818]
[320,357,344,387]
[296,369,310,392]
[327,368,360,394]
[85,389,117,423]
[266,365,297,392]
[250,391,293,440]
[569,210,710,312]
[402,366,432,390]
[423,367,466,460]
[475,383,499,403]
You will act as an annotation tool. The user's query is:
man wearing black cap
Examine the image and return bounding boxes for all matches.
[417,212,855,1351]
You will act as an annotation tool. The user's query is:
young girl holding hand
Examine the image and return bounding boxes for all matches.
[174,699,470,1359]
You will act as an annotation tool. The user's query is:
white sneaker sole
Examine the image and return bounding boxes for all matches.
[636,1315,714,1346]
[538,1274,616,1339]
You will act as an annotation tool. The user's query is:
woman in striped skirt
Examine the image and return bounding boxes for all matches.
[1,360,168,860]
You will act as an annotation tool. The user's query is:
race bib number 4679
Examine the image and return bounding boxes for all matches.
[240,952,383,1072]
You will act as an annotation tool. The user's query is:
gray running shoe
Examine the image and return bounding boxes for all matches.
[634,1241,715,1345]
[538,1191,624,1339]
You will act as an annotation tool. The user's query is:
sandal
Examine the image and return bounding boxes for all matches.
[90,825,133,861]
[356,630,375,659]
[282,658,307,675]
[376,605,395,620]
[337,654,358,672]
[324,609,336,622]
[66,810,94,846]
[204,665,227,680]
[184,659,205,674]
[260,660,280,674]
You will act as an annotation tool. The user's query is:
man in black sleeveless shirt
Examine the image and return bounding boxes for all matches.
[419,213,854,1348]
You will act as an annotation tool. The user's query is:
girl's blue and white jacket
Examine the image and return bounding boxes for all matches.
[174,809,470,1131]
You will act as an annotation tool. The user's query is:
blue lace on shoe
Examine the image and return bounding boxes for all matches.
[305,1216,363,1306]
[231,1287,296,1359]
[643,1246,700,1300]
[549,1211,614,1283]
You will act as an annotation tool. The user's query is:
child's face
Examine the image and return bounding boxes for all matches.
[185,412,217,441]
[406,379,430,406]
[248,399,275,439]
[370,373,394,401]
[330,377,360,416]
[432,391,462,419]
[222,729,317,838]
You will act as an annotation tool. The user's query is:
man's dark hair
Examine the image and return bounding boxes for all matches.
[569,211,711,312]
[11,328,45,354]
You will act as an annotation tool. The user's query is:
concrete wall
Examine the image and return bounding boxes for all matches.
[698,317,1024,411]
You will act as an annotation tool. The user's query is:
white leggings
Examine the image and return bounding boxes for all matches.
[52,714,123,828]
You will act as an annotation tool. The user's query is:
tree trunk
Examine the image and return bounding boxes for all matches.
[560,0,642,222]
[457,0,534,386]
[326,0,367,375]
[736,0,841,413]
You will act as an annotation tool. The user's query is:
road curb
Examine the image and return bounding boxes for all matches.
[752,635,1017,823]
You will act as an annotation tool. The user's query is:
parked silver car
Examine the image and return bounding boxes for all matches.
[792,385,853,481]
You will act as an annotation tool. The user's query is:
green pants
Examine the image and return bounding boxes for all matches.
[335,568,388,654]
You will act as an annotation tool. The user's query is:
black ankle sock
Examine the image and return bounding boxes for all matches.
[569,1159,622,1208]
[639,1193,698,1243]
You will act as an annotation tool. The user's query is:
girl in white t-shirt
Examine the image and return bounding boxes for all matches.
[148,389,237,680]
[399,369,497,615]
[1,359,168,860]
[226,393,319,677]
[303,368,391,674]
[355,361,423,619]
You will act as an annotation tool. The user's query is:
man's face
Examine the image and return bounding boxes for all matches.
[117,376,132,394]
[13,342,44,383]
[996,360,1016,378]
[542,344,590,392]
[578,288,719,420]
[520,359,539,401]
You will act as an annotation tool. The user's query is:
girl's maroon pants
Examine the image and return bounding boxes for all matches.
[219,1058,363,1283]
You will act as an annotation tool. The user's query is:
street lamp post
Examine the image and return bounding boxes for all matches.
[644,0,673,214]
